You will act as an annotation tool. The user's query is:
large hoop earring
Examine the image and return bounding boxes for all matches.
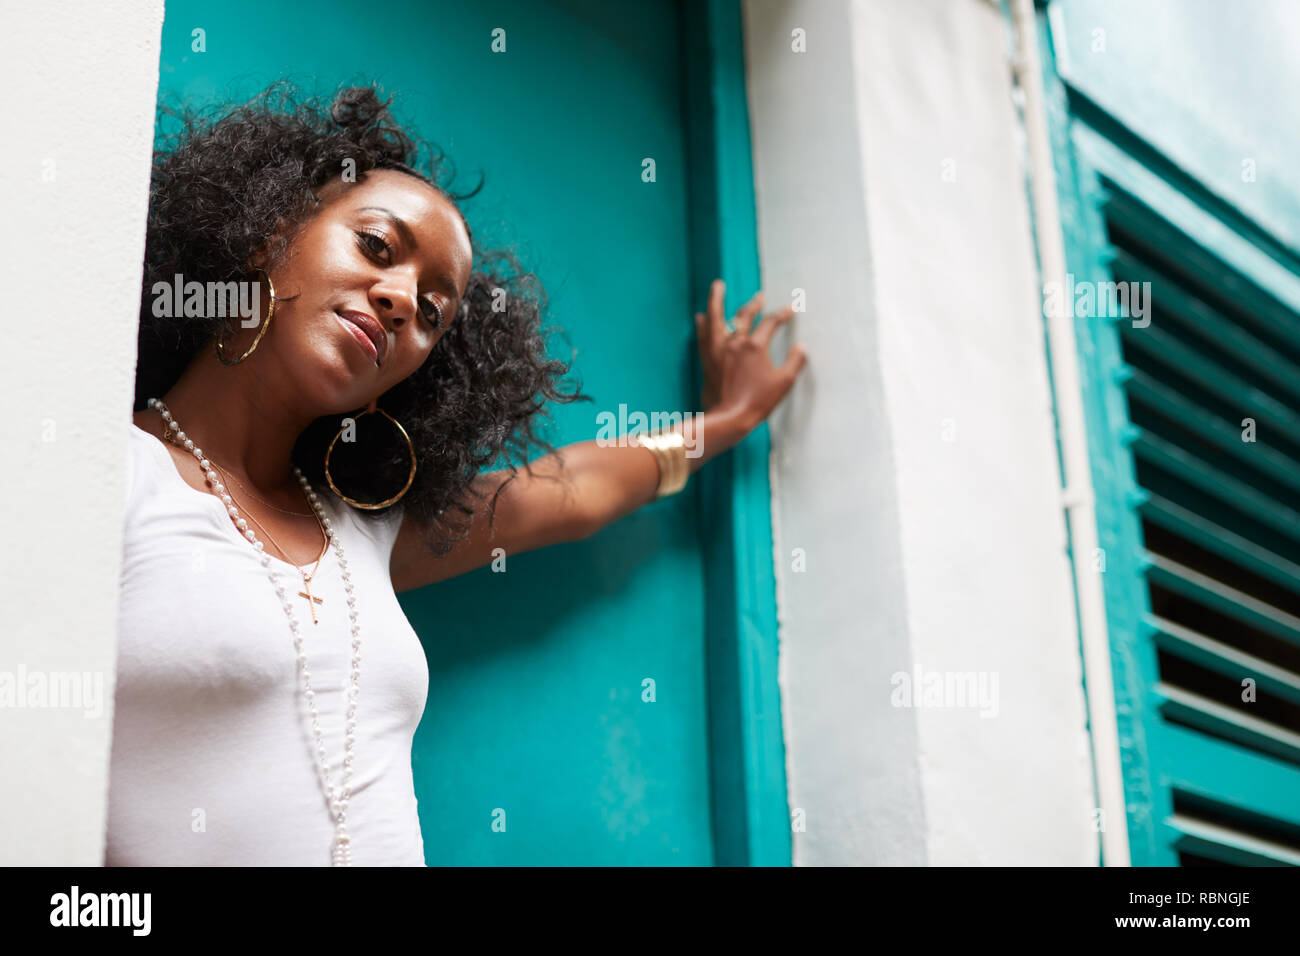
[324,403,418,510]
[215,268,276,365]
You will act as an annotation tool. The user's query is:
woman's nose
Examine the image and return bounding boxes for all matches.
[373,290,415,328]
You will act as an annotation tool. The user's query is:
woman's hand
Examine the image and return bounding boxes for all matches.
[694,278,808,435]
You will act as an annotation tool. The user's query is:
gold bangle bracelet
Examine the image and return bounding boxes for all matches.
[631,430,690,499]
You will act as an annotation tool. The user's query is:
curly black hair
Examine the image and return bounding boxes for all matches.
[137,80,590,557]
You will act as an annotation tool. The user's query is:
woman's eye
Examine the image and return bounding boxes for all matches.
[356,230,392,260]
[420,299,444,329]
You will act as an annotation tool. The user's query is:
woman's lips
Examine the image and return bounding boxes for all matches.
[334,310,384,366]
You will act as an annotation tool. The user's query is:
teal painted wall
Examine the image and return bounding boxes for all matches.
[157,0,717,864]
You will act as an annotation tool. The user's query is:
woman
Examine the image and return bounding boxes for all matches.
[114,82,807,866]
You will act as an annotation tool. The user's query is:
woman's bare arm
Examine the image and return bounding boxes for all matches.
[389,404,753,592]
[389,280,807,593]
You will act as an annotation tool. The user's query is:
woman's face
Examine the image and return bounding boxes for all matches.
[243,168,473,414]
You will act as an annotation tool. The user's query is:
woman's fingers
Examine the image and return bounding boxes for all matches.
[732,289,764,336]
[707,278,728,342]
[693,279,808,418]
[751,304,796,348]
[779,342,809,381]
[699,281,801,357]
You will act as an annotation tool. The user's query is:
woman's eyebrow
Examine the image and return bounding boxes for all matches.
[358,206,418,248]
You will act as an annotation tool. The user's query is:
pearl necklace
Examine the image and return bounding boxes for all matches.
[147,398,362,866]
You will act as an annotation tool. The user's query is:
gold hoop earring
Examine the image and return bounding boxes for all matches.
[324,405,418,510]
[215,268,276,365]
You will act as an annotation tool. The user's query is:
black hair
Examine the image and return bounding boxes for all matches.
[137,79,590,556]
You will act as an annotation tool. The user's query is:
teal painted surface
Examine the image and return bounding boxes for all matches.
[682,0,791,867]
[1068,135,1300,845]
[1159,724,1300,837]
[157,0,724,865]
[1038,0,1300,864]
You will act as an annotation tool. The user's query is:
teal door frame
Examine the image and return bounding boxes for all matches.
[682,0,791,867]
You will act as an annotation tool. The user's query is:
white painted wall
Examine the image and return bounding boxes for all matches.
[746,0,1099,864]
[0,0,163,865]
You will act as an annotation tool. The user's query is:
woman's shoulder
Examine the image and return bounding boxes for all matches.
[126,409,176,473]
[123,408,191,508]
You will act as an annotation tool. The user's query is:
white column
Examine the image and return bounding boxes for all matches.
[0,0,164,865]
[744,0,1099,865]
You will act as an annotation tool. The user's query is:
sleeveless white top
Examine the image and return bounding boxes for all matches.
[106,423,429,866]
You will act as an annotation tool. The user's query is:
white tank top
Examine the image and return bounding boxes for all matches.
[107,423,429,865]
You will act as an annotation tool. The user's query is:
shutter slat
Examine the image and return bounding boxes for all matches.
[1111,249,1300,405]
[1140,494,1300,595]
[1145,554,1300,648]
[1132,431,1300,550]
[1161,722,1300,831]
[1166,815,1300,866]
[1126,372,1300,495]
[1154,682,1300,766]
[1121,323,1300,442]
[1103,189,1300,349]
[1148,614,1300,707]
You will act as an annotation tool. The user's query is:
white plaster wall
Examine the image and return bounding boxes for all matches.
[0,0,163,864]
[744,0,927,866]
[746,0,1098,864]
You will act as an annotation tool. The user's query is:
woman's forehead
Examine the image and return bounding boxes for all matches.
[325,169,455,220]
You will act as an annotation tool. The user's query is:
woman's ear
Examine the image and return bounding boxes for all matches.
[244,245,270,276]
[244,210,301,275]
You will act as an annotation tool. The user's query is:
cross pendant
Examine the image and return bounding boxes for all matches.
[298,577,324,625]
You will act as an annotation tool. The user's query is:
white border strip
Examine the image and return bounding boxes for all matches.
[1011,0,1131,867]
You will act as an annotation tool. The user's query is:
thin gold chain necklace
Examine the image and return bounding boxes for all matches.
[222,468,315,517]
[211,460,331,625]
[162,427,331,625]
[163,420,314,516]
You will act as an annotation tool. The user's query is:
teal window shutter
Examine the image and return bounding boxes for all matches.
[1036,9,1300,866]
[1107,192,1300,866]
